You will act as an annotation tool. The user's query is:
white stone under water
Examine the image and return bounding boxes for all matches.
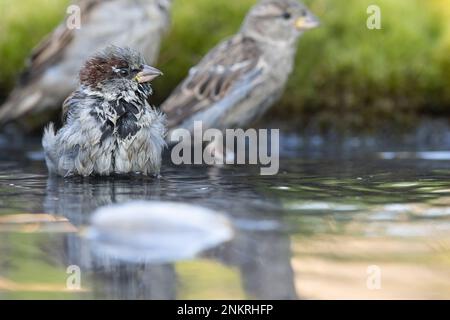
[85,201,234,264]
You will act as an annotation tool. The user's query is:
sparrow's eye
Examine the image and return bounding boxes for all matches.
[282,12,291,20]
[300,10,307,17]
[119,68,129,77]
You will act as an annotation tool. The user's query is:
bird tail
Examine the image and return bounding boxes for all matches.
[42,123,58,174]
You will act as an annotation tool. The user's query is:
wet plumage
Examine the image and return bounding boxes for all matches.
[42,46,166,177]
[0,0,172,129]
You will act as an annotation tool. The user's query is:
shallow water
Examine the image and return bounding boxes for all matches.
[1,127,450,299]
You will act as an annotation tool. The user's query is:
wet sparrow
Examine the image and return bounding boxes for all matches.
[162,0,319,148]
[42,46,166,177]
[0,0,172,130]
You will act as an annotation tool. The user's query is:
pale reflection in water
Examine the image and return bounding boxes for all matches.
[1,129,450,299]
[39,167,297,299]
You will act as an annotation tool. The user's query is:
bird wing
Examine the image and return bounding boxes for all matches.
[18,0,103,86]
[61,90,78,124]
[161,35,265,128]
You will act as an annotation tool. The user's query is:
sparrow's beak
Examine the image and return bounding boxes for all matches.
[295,13,320,31]
[135,65,163,83]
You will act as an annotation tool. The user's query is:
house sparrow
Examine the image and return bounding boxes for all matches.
[162,0,319,156]
[0,0,172,130]
[42,46,166,177]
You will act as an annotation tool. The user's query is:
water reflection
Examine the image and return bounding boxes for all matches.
[39,168,297,299]
[1,131,450,299]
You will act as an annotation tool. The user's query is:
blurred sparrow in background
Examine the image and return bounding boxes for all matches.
[43,46,166,177]
[162,0,319,159]
[0,0,172,130]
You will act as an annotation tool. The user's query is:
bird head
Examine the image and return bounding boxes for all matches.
[79,46,163,95]
[241,0,319,44]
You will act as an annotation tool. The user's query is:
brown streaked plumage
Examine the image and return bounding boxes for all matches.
[162,0,319,138]
[163,37,262,129]
[19,0,100,86]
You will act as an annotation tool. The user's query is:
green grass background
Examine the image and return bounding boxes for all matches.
[1,0,450,130]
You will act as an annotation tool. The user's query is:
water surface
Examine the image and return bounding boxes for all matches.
[1,127,450,299]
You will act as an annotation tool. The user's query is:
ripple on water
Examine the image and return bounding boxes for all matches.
[285,201,361,212]
[379,151,450,160]
[369,203,450,219]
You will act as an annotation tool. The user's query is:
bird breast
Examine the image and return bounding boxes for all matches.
[90,92,147,144]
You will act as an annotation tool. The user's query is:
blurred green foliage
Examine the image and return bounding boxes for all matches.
[0,233,87,299]
[1,0,449,129]
[175,259,247,299]
[0,0,69,98]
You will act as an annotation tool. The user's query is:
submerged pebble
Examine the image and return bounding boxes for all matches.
[86,201,234,264]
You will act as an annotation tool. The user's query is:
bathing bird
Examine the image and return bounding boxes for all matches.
[42,46,166,177]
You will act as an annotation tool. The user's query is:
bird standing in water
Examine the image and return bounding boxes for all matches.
[161,0,319,158]
[43,46,166,177]
[0,0,172,130]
